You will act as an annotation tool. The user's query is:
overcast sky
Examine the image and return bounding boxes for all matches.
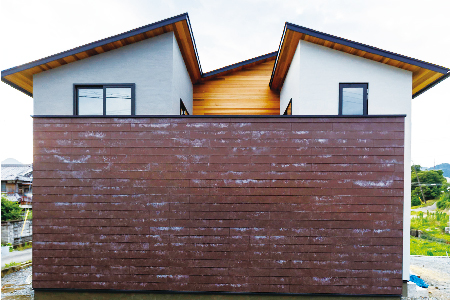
[1,0,449,167]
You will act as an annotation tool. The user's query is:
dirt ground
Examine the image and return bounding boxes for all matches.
[410,255,450,299]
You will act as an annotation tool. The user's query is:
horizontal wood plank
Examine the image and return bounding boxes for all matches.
[32,116,404,295]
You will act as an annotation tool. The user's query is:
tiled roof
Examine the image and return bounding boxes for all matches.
[1,164,33,182]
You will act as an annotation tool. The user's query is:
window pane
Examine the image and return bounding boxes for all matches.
[106,88,131,115]
[342,87,363,115]
[78,88,103,115]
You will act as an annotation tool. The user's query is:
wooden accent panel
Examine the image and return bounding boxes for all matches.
[33,116,404,295]
[3,19,200,95]
[271,29,446,96]
[194,60,280,115]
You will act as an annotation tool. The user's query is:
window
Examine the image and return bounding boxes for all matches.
[180,99,190,115]
[339,83,368,115]
[74,84,135,115]
[1,182,5,193]
[283,99,292,115]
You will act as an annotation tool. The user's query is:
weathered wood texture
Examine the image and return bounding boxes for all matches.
[193,60,280,115]
[32,116,404,295]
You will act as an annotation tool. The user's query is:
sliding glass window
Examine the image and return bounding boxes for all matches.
[75,84,135,116]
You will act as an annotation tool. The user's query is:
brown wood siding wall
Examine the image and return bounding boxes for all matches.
[193,60,280,115]
[32,116,404,295]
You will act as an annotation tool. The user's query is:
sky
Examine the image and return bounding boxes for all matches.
[1,0,449,167]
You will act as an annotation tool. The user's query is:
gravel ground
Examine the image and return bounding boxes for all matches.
[410,255,450,299]
[1,266,33,299]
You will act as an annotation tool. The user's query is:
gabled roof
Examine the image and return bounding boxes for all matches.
[1,164,33,182]
[2,15,449,99]
[201,52,277,81]
[270,23,450,98]
[1,13,202,97]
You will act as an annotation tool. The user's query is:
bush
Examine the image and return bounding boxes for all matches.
[436,192,450,210]
[1,195,23,221]
[411,194,422,207]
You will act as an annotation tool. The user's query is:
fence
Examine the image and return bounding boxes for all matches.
[1,219,32,246]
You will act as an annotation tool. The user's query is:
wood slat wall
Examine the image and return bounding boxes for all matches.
[32,116,404,295]
[193,60,280,115]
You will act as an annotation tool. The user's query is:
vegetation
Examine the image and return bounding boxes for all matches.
[1,195,23,221]
[1,260,32,270]
[411,165,448,206]
[410,237,450,256]
[14,242,32,251]
[436,192,450,210]
[1,242,13,252]
[2,261,22,269]
[425,163,450,178]
[410,211,450,243]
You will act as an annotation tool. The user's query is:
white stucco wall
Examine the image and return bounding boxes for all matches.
[280,42,300,115]
[280,40,412,280]
[172,34,193,115]
[33,32,192,115]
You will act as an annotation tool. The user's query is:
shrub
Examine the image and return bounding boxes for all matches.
[436,192,450,210]
[411,194,422,207]
[1,195,23,221]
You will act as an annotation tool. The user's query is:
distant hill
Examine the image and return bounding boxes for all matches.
[426,163,450,178]
[1,158,23,164]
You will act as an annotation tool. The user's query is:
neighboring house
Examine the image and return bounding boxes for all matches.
[1,163,33,207]
[1,13,449,297]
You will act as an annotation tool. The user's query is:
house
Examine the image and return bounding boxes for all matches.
[1,163,33,207]
[2,13,449,297]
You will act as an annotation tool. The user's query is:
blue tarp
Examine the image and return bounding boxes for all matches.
[410,275,429,288]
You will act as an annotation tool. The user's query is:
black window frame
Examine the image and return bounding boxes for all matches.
[339,83,368,116]
[74,83,136,116]
[180,99,190,115]
[283,98,292,115]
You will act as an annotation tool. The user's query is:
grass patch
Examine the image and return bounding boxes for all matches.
[13,242,32,252]
[410,211,450,243]
[1,260,32,270]
[2,261,21,269]
[411,236,450,256]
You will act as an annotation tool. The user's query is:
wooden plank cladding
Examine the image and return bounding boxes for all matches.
[194,60,280,115]
[32,116,404,295]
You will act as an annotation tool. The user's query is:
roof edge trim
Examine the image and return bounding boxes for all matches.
[1,13,200,78]
[202,51,277,78]
[284,23,449,74]
[185,14,202,75]
[1,77,33,97]
[413,71,450,99]
[269,23,288,88]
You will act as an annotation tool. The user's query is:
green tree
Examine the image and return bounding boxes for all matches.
[411,166,447,204]
[1,195,23,221]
